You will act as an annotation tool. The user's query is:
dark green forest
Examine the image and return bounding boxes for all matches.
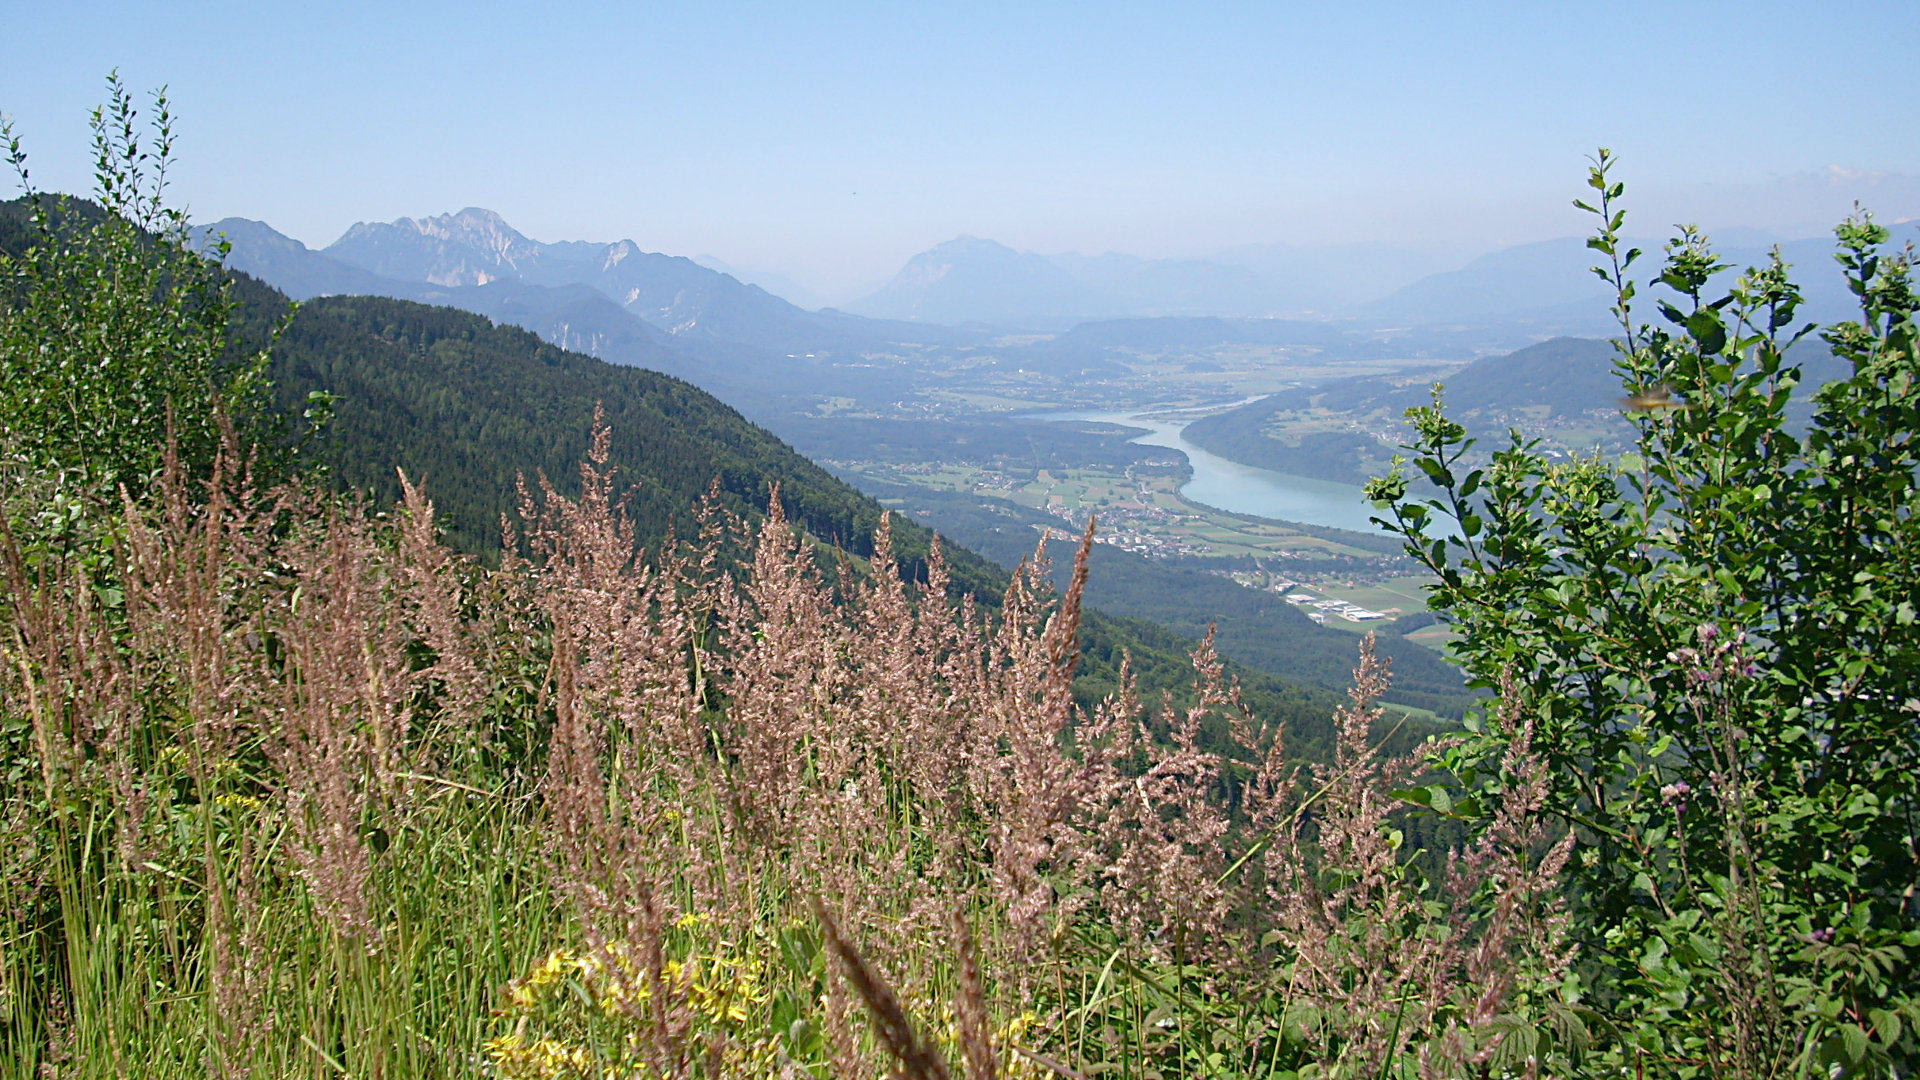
[233,282,980,581]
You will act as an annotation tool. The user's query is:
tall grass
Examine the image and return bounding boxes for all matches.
[0,423,1572,1079]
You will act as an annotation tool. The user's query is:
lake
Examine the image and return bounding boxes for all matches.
[1033,408,1388,535]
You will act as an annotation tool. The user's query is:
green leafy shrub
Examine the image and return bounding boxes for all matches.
[0,73,273,496]
[1369,150,1920,1077]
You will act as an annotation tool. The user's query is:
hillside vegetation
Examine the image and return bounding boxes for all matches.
[1182,338,1626,485]
[3,96,1916,1078]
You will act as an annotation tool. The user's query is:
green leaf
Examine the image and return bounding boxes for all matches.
[1870,1007,1901,1046]
[1841,1022,1869,1063]
[1686,309,1728,354]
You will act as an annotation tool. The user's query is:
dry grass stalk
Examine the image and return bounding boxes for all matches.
[966,522,1100,962]
[271,509,414,941]
[514,419,712,1074]
[812,896,955,1080]
[1085,630,1248,970]
[395,469,488,755]
[1261,636,1453,1067]
[950,902,998,1080]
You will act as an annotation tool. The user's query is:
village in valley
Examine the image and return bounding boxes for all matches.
[833,453,1445,649]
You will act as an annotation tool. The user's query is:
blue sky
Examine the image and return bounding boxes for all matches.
[5,1,1917,300]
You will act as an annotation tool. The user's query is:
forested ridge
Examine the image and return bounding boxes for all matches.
[1181,338,1630,484]
[237,282,966,574]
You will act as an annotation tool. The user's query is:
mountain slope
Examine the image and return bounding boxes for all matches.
[207,216,824,409]
[233,285,973,587]
[1285,336,1622,419]
[1428,336,1620,415]
[1182,333,1851,486]
[202,217,403,299]
[1180,337,1625,485]
[215,277,1385,746]
[1365,238,1620,329]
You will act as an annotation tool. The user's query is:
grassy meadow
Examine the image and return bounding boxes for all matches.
[0,432,1574,1079]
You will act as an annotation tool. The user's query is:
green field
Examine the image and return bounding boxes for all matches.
[838,459,1389,563]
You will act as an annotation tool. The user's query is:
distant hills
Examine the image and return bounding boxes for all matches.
[839,237,1380,325]
[1177,336,1634,486]
[846,237,1127,325]
[1361,234,1868,332]
[210,208,851,348]
[1363,239,1621,332]
[1182,333,1854,484]
[844,229,1873,331]
[844,237,1443,326]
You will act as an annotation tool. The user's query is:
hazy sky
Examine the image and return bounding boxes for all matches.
[5,1,1917,301]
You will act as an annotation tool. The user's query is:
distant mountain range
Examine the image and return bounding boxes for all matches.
[210,208,887,347]
[690,255,832,311]
[321,208,849,349]
[846,237,1122,325]
[834,226,1876,331]
[842,237,1443,326]
[208,207,1874,381]
[202,210,991,415]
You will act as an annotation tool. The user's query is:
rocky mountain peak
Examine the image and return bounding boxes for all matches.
[327,208,546,286]
[401,208,541,271]
[929,235,1014,256]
